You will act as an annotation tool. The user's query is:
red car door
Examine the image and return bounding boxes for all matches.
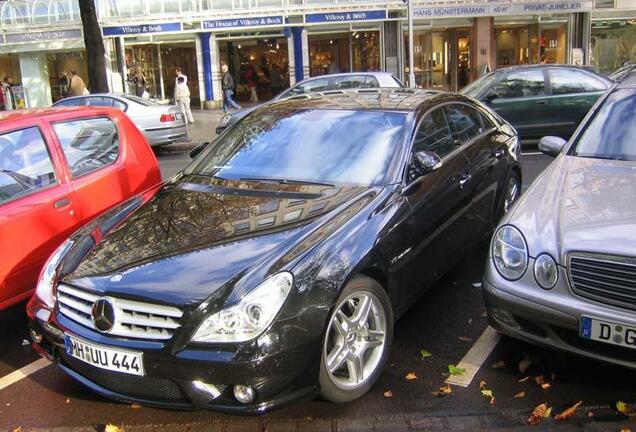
[0,122,82,309]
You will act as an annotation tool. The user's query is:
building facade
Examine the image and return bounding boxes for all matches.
[1,0,635,108]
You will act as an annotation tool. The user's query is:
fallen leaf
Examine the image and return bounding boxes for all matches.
[489,396,496,406]
[130,403,142,409]
[535,375,551,390]
[554,401,582,421]
[514,391,526,398]
[472,282,482,288]
[458,336,472,342]
[587,411,594,418]
[479,380,487,390]
[518,356,533,373]
[433,384,452,397]
[104,425,124,432]
[616,401,636,415]
[383,390,393,398]
[491,360,507,369]
[620,429,632,432]
[65,398,70,404]
[448,365,466,376]
[527,403,552,426]
[518,376,531,383]
[405,372,418,381]
[481,389,496,405]
[420,349,432,359]
[11,427,21,432]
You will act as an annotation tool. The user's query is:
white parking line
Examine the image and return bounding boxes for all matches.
[0,358,51,391]
[445,326,501,388]
[522,151,543,156]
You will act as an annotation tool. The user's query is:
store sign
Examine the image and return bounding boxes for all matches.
[511,1,594,14]
[103,22,182,37]
[414,4,510,18]
[203,15,284,30]
[305,10,387,24]
[5,29,81,43]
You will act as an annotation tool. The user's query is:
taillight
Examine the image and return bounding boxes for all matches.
[160,113,175,122]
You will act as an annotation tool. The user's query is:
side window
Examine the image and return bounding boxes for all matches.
[0,127,57,204]
[85,97,112,107]
[333,75,367,89]
[413,108,454,157]
[52,117,119,178]
[288,78,329,95]
[492,70,546,99]
[365,76,380,88]
[549,69,607,95]
[444,104,485,143]
[55,98,85,107]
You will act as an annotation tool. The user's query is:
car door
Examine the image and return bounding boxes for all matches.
[444,103,508,239]
[485,69,551,139]
[0,123,82,309]
[546,67,609,139]
[396,107,473,310]
[49,116,127,222]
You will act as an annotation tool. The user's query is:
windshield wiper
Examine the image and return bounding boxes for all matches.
[238,176,334,188]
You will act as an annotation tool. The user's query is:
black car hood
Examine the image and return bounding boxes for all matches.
[63,175,375,308]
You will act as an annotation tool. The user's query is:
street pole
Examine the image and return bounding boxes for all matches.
[408,0,416,88]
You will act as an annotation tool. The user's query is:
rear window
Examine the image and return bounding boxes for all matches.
[53,117,120,177]
[121,95,160,107]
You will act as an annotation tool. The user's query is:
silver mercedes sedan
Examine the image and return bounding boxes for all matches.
[483,73,636,369]
[54,94,187,147]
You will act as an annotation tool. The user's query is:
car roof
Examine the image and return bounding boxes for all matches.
[615,70,636,88]
[264,88,462,113]
[0,106,121,124]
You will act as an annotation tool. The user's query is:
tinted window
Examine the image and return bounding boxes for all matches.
[366,76,380,87]
[413,108,454,157]
[0,127,57,204]
[53,117,120,177]
[444,104,485,143]
[549,69,607,95]
[187,109,406,186]
[493,70,546,98]
[121,95,160,107]
[84,97,126,110]
[287,78,330,96]
[460,70,503,97]
[573,89,636,161]
[55,98,85,107]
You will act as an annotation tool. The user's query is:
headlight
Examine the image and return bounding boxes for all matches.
[220,114,232,126]
[534,254,558,289]
[35,239,73,308]
[492,225,528,280]
[191,272,293,343]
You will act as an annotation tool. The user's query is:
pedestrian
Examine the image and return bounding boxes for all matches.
[221,64,241,113]
[174,67,187,101]
[133,67,146,98]
[245,65,258,103]
[2,77,14,110]
[270,64,283,97]
[68,70,86,97]
[175,76,195,125]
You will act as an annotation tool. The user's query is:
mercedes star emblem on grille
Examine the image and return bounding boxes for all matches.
[92,298,116,332]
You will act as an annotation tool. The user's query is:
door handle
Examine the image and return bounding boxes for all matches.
[536,100,548,105]
[493,149,505,159]
[459,174,472,188]
[54,198,70,208]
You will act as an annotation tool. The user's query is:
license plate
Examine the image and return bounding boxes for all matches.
[64,334,144,376]
[174,113,182,120]
[580,316,636,350]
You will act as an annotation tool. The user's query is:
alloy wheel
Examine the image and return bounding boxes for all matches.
[323,291,387,391]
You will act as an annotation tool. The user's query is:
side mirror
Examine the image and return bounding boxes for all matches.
[410,151,442,181]
[483,92,499,103]
[538,136,567,157]
[189,142,210,159]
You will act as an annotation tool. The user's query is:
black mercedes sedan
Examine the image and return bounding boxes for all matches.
[27,89,521,413]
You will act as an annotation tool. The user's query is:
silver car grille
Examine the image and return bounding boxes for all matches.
[56,284,183,340]
[568,253,636,309]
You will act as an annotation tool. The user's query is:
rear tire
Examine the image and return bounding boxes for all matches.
[319,275,393,403]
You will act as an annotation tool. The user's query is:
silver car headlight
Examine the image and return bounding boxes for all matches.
[534,254,558,289]
[191,272,293,343]
[35,239,73,308]
[220,114,232,126]
[492,225,528,280]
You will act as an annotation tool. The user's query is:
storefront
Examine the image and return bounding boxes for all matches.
[308,29,382,76]
[591,11,636,75]
[46,51,88,102]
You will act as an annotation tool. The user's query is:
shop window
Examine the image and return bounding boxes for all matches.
[413,108,454,157]
[548,69,608,95]
[32,1,49,23]
[53,118,120,178]
[0,127,57,204]
[492,70,546,99]
[592,20,636,75]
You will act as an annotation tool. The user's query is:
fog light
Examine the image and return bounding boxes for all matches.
[233,384,255,404]
[29,329,42,344]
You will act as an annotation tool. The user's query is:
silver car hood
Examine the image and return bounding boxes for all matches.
[506,155,636,264]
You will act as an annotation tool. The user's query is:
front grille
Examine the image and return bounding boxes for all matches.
[568,253,636,310]
[57,284,183,340]
[60,351,186,401]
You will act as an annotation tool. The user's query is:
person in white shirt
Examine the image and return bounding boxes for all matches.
[175,76,195,124]
[174,67,187,101]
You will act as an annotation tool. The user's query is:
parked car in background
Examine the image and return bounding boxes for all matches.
[461,65,612,140]
[483,73,636,370]
[0,107,162,310]
[607,62,636,82]
[215,72,404,134]
[54,94,187,147]
[29,89,520,413]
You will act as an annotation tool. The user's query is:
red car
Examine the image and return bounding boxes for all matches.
[0,107,162,310]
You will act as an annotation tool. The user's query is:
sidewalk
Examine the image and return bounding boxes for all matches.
[158,109,227,153]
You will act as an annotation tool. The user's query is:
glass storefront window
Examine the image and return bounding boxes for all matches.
[161,43,200,106]
[125,45,161,99]
[46,51,88,102]
[495,17,567,68]
[591,19,636,75]
[309,31,380,77]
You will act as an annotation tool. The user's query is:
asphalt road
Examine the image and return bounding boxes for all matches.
[1,151,635,431]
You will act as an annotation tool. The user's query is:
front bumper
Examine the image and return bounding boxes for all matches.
[483,259,636,370]
[27,297,321,414]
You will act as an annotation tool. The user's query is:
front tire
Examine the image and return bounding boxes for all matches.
[319,275,393,403]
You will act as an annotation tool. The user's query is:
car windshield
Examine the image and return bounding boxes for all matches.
[459,71,503,97]
[572,89,636,161]
[121,95,160,107]
[186,108,406,186]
